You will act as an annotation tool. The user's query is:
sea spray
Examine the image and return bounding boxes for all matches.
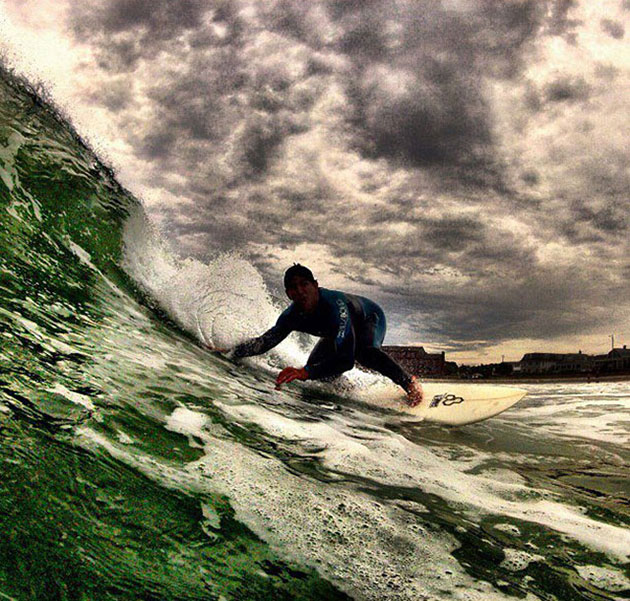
[121,206,309,369]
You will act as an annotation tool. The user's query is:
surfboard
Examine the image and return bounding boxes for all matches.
[358,382,527,426]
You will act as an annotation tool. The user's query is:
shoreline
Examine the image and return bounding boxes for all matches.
[423,373,630,384]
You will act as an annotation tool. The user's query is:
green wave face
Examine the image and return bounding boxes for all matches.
[0,65,137,419]
[0,64,146,429]
[0,67,348,601]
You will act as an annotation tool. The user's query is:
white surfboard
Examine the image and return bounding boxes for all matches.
[357,382,527,426]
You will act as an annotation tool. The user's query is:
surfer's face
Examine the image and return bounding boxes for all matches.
[286,276,319,313]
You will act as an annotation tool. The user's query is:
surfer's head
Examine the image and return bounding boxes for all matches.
[284,264,319,313]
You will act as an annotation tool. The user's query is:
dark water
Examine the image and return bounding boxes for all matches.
[1,65,629,601]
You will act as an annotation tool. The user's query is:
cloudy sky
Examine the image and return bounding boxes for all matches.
[1,0,628,363]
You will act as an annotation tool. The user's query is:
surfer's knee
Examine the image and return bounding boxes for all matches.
[356,346,381,368]
[339,358,355,373]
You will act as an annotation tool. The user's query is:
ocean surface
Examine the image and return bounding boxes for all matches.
[1,64,629,601]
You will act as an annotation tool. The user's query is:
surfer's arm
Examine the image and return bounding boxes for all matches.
[231,313,292,359]
[305,298,355,380]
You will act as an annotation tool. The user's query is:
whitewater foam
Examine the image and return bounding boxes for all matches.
[508,393,630,445]
[76,416,539,601]
[500,549,544,572]
[47,382,95,412]
[213,398,630,562]
[493,523,522,537]
[575,565,630,592]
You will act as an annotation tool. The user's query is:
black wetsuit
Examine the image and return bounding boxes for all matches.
[232,288,413,390]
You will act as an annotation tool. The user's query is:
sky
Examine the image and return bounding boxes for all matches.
[1,0,628,364]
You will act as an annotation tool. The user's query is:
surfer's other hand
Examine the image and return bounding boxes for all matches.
[406,376,423,407]
[275,366,309,389]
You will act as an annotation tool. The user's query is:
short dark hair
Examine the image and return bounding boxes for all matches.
[284,264,315,289]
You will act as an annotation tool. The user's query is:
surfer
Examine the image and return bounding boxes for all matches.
[211,264,423,407]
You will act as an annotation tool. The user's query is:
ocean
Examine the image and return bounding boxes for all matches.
[1,64,629,601]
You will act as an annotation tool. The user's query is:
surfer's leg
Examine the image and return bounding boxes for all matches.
[305,338,345,380]
[359,304,386,348]
[356,347,413,390]
[356,306,411,388]
[357,348,423,406]
[356,307,422,405]
[306,339,335,365]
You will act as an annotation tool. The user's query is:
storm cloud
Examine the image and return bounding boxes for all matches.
[2,0,628,362]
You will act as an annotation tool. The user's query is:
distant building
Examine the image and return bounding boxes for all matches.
[517,351,591,374]
[516,346,630,376]
[552,351,592,374]
[518,353,567,374]
[598,346,630,373]
[383,346,446,376]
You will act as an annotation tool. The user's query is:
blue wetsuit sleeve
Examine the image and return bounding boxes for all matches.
[305,296,355,380]
[231,311,293,358]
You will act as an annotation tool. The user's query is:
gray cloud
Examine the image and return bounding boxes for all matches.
[71,0,208,42]
[68,0,552,175]
[546,0,582,41]
[328,1,548,169]
[49,0,630,354]
[381,258,618,350]
[84,76,134,112]
[345,63,493,167]
[601,18,625,38]
[544,75,591,102]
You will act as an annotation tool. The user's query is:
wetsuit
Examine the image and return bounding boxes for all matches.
[232,288,413,390]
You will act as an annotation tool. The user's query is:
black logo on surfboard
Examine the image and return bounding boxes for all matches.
[430,393,465,408]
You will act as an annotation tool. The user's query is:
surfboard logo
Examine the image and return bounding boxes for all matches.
[430,393,465,408]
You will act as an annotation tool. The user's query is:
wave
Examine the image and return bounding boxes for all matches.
[0,60,300,379]
[2,63,629,601]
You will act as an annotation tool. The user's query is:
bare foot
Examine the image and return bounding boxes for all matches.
[406,376,423,408]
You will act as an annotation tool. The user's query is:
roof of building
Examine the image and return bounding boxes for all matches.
[521,353,570,361]
[609,347,630,358]
[521,352,590,362]
[383,345,427,354]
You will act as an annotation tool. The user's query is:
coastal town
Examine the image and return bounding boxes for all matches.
[383,344,630,380]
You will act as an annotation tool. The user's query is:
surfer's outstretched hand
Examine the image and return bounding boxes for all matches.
[406,376,423,407]
[275,366,308,389]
